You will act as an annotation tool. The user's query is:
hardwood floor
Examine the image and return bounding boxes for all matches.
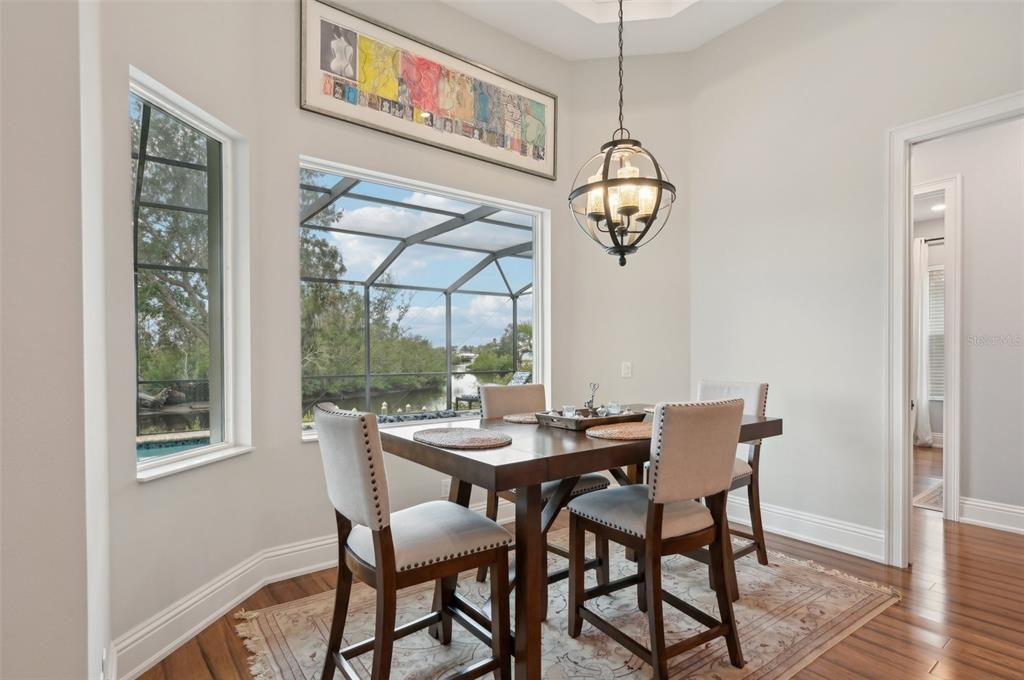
[140,508,1024,680]
[914,445,943,498]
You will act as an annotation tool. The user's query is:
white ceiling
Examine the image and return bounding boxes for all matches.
[441,0,783,61]
[914,190,946,224]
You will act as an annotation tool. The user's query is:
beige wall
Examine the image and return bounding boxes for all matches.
[685,0,1022,529]
[562,53,692,406]
[1,1,90,677]
[913,118,1024,506]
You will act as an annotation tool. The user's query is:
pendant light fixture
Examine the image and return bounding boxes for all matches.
[567,0,676,267]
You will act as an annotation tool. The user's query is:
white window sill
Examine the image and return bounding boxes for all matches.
[136,442,253,482]
[301,414,481,444]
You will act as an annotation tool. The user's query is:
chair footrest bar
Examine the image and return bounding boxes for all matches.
[341,611,442,658]
[733,540,758,559]
[445,657,500,680]
[449,605,494,647]
[509,557,602,589]
[546,557,601,585]
[730,528,756,541]
[581,572,643,600]
[452,593,490,630]
[546,544,571,559]
[331,650,363,680]
[579,607,652,664]
[661,590,721,630]
[664,624,729,658]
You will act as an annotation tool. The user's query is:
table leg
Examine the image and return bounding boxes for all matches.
[429,477,473,639]
[514,484,543,680]
[624,463,643,562]
[722,507,740,603]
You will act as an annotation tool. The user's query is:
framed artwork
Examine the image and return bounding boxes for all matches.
[300,0,557,180]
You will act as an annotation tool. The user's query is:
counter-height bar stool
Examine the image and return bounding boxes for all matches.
[697,380,770,566]
[314,404,512,680]
[567,400,746,679]
[475,384,612,608]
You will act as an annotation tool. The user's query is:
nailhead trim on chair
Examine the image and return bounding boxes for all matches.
[399,537,513,571]
[569,504,646,538]
[648,399,745,500]
[316,403,386,530]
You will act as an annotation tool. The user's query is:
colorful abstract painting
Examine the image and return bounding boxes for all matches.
[302,0,556,179]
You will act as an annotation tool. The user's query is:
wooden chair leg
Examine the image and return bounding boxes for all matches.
[489,548,512,679]
[595,535,610,586]
[568,514,585,638]
[476,491,500,582]
[438,574,457,645]
[636,547,647,613]
[370,583,397,680]
[747,478,769,565]
[644,549,668,679]
[320,560,352,680]
[710,521,744,668]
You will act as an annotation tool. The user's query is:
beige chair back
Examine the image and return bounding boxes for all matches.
[480,383,546,419]
[648,399,744,503]
[314,404,390,531]
[698,380,769,455]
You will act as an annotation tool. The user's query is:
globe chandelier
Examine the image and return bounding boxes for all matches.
[567,0,676,266]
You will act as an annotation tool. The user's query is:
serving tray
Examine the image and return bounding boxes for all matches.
[535,408,646,431]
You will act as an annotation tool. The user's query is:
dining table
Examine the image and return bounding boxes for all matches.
[380,404,783,680]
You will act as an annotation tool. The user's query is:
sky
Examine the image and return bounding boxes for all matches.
[307,171,535,348]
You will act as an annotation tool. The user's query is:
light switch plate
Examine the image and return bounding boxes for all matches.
[621,361,633,378]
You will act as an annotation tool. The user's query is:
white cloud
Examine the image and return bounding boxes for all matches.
[330,233,394,279]
[332,204,438,238]
[407,192,476,214]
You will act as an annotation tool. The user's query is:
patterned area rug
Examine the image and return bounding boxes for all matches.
[236,530,898,679]
[913,482,944,512]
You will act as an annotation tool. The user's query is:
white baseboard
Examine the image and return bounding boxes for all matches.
[959,497,1024,534]
[727,495,886,563]
[931,433,944,448]
[113,534,338,680]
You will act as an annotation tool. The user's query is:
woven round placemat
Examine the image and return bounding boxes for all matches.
[413,427,512,449]
[502,412,539,424]
[586,422,653,440]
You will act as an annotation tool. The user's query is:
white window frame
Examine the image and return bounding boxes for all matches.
[927,263,945,402]
[131,68,253,482]
[298,155,550,442]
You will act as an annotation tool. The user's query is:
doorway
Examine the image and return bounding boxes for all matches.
[884,91,1024,568]
[907,179,959,519]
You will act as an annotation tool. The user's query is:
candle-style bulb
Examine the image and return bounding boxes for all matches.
[617,163,639,217]
[638,185,656,221]
[585,174,605,220]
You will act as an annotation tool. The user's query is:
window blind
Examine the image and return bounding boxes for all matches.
[928,267,945,400]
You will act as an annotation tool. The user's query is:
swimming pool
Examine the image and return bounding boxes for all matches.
[136,437,210,459]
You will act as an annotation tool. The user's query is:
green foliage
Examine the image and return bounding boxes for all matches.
[467,321,534,382]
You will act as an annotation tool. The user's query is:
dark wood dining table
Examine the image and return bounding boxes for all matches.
[380,405,783,680]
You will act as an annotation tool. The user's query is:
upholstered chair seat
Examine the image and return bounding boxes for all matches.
[568,485,713,539]
[347,500,512,572]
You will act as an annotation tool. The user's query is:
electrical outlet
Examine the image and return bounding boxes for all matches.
[621,361,632,378]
